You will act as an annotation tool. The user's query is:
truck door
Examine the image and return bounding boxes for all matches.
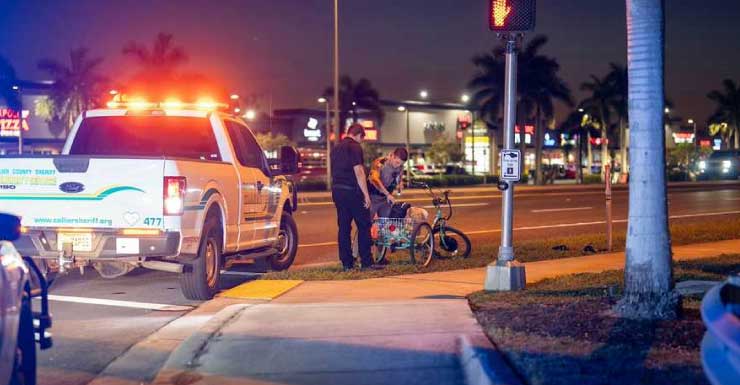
[224,120,262,250]
[237,125,281,245]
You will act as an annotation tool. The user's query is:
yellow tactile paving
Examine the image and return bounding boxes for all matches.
[219,280,304,300]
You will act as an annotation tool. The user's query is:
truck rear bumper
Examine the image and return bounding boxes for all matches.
[16,228,180,260]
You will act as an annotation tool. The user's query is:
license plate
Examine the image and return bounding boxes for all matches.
[57,232,93,252]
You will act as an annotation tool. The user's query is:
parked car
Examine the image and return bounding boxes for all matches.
[0,98,300,300]
[0,213,52,385]
[697,150,740,180]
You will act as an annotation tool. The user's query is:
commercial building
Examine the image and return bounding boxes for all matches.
[0,81,64,155]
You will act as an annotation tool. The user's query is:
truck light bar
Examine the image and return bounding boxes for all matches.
[106,95,230,112]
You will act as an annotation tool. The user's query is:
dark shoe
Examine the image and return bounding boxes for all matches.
[376,258,390,265]
[342,266,355,272]
[360,264,385,271]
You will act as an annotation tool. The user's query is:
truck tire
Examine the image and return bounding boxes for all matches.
[270,212,298,271]
[180,216,222,300]
[10,296,36,385]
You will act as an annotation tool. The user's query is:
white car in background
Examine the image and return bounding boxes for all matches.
[0,213,53,385]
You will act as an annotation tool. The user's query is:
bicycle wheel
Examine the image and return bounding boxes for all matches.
[432,225,471,259]
[409,223,434,267]
[374,245,388,263]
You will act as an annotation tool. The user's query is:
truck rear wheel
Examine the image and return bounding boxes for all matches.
[270,212,298,271]
[180,216,222,300]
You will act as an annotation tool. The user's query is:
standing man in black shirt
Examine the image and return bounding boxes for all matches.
[331,123,377,270]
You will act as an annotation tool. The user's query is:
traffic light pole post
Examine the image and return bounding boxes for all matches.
[485,34,526,291]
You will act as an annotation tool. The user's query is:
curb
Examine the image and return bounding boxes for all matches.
[152,304,251,385]
[457,334,523,385]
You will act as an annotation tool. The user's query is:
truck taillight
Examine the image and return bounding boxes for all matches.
[164,176,186,215]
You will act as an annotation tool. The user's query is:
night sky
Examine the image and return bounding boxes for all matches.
[1,0,738,125]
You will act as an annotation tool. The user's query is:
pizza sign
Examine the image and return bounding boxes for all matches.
[0,108,30,137]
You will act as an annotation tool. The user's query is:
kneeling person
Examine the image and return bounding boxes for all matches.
[368,147,408,218]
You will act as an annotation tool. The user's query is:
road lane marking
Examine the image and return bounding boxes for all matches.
[723,198,740,201]
[531,207,593,213]
[297,210,740,246]
[298,186,740,207]
[422,202,489,209]
[45,295,194,311]
[298,191,627,206]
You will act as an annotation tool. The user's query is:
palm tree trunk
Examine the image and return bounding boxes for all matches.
[619,118,629,174]
[735,125,739,149]
[586,131,593,174]
[601,121,609,182]
[517,106,526,171]
[577,134,584,184]
[615,0,678,320]
[534,107,544,185]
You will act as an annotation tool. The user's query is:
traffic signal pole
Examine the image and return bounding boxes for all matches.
[485,34,526,291]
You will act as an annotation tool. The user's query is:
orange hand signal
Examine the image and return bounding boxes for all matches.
[492,0,512,27]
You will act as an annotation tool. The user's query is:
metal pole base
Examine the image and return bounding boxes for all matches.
[484,260,526,291]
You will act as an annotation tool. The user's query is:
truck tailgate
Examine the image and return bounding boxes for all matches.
[0,157,165,230]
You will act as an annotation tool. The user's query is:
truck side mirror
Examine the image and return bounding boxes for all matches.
[279,146,300,175]
[0,213,21,241]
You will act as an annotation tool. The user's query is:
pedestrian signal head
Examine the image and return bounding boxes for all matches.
[489,0,536,32]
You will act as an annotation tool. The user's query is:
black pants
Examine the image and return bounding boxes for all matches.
[332,187,373,268]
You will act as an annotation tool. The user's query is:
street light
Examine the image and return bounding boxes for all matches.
[419,90,429,99]
[688,118,697,147]
[664,107,670,114]
[245,110,256,121]
[398,105,411,182]
[461,94,470,103]
[319,97,332,190]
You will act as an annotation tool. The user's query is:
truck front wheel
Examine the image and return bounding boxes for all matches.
[180,216,222,300]
[270,212,298,271]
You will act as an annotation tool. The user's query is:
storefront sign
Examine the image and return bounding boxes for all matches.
[303,117,322,142]
[0,108,30,137]
[514,125,534,144]
[672,132,695,144]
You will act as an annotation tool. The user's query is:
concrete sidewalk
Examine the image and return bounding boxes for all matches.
[150,239,740,385]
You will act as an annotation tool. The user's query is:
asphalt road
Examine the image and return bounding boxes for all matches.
[35,182,740,385]
[293,183,740,266]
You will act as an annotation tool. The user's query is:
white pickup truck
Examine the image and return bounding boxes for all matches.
[0,106,300,300]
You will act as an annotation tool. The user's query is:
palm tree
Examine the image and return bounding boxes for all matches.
[122,32,188,82]
[323,76,384,137]
[38,48,107,136]
[615,0,678,320]
[707,79,740,149]
[0,56,21,111]
[606,63,629,173]
[470,35,572,185]
[560,108,599,184]
[581,73,615,180]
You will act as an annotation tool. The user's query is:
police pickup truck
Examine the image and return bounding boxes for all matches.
[0,99,299,300]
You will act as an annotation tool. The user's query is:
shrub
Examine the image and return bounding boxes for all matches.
[582,174,602,184]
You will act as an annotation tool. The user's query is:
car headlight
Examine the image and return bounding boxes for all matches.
[722,160,732,168]
[699,161,706,169]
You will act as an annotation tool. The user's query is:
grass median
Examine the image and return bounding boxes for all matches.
[264,217,740,281]
[467,254,740,385]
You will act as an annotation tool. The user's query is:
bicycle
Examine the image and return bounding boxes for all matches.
[418,183,472,260]
[371,183,471,266]
[371,213,434,268]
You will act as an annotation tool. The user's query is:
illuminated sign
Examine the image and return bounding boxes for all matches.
[489,0,536,32]
[544,132,557,147]
[713,139,722,150]
[0,109,30,137]
[672,132,695,144]
[514,125,534,144]
[303,117,322,142]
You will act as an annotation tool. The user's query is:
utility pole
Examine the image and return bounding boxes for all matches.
[332,0,340,147]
